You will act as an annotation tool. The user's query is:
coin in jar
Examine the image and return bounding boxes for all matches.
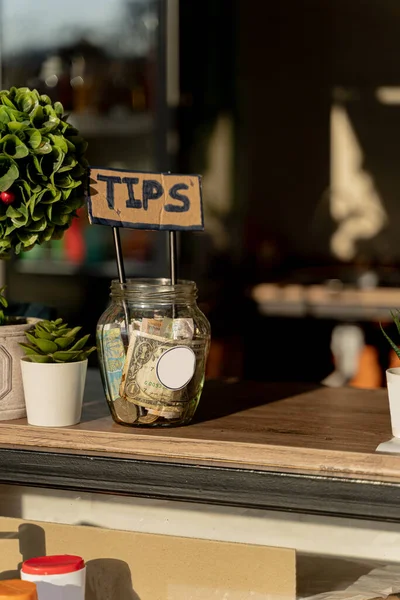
[113,397,138,423]
[138,413,160,424]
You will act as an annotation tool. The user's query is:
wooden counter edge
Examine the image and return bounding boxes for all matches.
[0,423,399,480]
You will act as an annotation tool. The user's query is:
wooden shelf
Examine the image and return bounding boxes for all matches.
[252,283,400,320]
[15,259,156,278]
[67,112,154,138]
[0,371,399,520]
[0,376,396,475]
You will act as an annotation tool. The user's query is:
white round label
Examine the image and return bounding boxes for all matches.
[156,346,196,390]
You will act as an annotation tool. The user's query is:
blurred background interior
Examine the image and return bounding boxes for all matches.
[2,0,400,388]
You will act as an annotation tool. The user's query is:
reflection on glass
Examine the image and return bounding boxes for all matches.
[3,0,158,117]
[1,0,162,273]
[330,100,387,262]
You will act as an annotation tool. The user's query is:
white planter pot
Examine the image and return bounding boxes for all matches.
[0,317,42,421]
[386,367,400,438]
[20,358,88,427]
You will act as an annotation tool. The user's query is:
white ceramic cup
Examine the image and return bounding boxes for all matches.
[386,367,400,438]
[20,358,87,427]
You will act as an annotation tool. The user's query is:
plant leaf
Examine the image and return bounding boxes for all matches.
[30,105,44,127]
[49,133,68,153]
[7,120,29,133]
[35,321,51,331]
[26,354,53,363]
[80,347,96,360]
[25,331,40,347]
[0,238,11,250]
[69,334,90,351]
[19,342,40,355]
[4,222,16,236]
[0,107,11,125]
[35,139,52,155]
[66,135,88,154]
[15,88,38,113]
[39,189,62,205]
[40,225,54,242]
[8,204,29,228]
[52,350,82,362]
[1,134,29,159]
[390,310,400,337]
[381,323,400,360]
[33,338,58,353]
[51,212,71,226]
[39,94,52,106]
[51,227,65,241]
[27,216,46,232]
[0,93,16,110]
[65,326,82,338]
[53,102,64,118]
[54,336,75,349]
[25,128,42,149]
[0,157,18,191]
[17,231,38,247]
[35,329,53,340]
[0,286,8,308]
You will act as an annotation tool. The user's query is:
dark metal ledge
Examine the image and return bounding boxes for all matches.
[0,447,399,522]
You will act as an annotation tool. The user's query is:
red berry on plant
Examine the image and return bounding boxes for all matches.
[0,191,15,205]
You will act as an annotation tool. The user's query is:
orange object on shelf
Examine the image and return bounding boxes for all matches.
[350,345,382,389]
[389,349,400,369]
[0,580,38,599]
[64,209,86,265]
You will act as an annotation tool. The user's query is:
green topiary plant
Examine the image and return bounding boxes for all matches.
[19,318,96,363]
[0,86,89,255]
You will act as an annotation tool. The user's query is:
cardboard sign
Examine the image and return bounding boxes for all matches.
[87,168,204,231]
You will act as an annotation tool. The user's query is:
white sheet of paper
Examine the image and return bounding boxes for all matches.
[376,437,400,453]
[303,564,400,600]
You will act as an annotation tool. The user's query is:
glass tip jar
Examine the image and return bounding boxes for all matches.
[97,278,211,427]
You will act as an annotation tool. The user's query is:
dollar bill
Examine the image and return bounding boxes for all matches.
[185,338,208,399]
[159,317,194,340]
[141,318,164,336]
[119,330,207,413]
[101,327,126,401]
[148,407,182,420]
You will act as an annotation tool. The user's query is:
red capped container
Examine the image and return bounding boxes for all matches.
[21,555,85,600]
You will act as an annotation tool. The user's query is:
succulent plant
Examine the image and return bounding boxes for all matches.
[0,286,7,325]
[0,87,89,256]
[381,310,400,359]
[20,318,96,363]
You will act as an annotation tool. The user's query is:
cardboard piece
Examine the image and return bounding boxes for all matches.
[0,517,295,600]
[87,168,204,231]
